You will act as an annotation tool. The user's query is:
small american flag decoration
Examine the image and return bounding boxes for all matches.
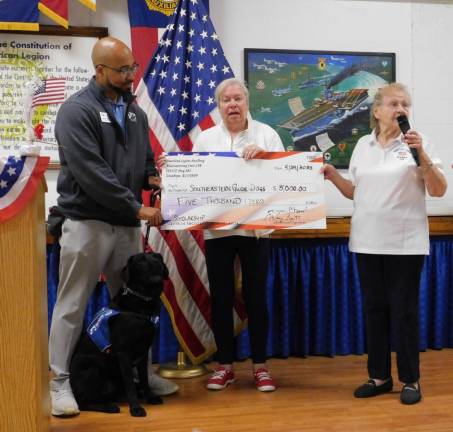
[32,78,66,108]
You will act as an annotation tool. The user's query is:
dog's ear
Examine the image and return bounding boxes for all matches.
[149,275,164,284]
[153,252,164,262]
[121,254,140,283]
[153,253,169,279]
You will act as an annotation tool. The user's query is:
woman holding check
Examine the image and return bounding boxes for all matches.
[323,82,447,405]
[160,78,283,391]
[195,78,284,392]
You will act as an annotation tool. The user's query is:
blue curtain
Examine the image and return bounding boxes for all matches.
[46,236,453,364]
[420,236,453,350]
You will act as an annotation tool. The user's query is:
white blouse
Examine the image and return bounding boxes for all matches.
[348,131,443,255]
[193,119,284,240]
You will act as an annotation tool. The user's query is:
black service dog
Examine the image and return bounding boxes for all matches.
[69,252,169,417]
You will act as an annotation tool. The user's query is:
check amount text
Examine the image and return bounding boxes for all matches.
[166,183,312,194]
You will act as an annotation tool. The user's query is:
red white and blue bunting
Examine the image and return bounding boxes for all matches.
[0,156,49,223]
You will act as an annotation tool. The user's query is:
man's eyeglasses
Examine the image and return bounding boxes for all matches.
[97,63,139,75]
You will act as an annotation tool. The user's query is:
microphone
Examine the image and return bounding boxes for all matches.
[397,114,419,166]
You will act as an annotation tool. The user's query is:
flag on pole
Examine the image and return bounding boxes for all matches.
[127,0,208,94]
[32,78,66,108]
[77,0,96,11]
[0,0,39,31]
[130,0,247,364]
[38,0,68,29]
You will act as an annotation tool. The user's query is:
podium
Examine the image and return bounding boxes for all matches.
[0,176,50,431]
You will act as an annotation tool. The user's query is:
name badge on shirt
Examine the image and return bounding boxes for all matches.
[100,112,111,123]
[393,145,411,161]
[128,112,137,122]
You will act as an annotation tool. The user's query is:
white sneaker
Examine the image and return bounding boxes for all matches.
[50,384,80,417]
[148,372,180,396]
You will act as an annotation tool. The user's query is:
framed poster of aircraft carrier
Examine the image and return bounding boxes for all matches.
[244,49,395,168]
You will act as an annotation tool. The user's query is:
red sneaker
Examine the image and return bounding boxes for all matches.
[254,368,276,392]
[206,367,235,390]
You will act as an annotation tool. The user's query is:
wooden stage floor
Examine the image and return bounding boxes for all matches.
[50,349,453,432]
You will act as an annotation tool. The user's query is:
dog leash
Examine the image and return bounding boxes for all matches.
[143,188,161,251]
[144,223,151,249]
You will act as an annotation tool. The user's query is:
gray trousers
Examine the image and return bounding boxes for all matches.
[48,219,142,388]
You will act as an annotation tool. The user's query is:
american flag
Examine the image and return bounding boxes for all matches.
[32,78,66,108]
[131,0,247,364]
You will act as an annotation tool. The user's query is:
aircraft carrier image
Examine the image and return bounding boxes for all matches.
[280,87,369,142]
[246,51,394,165]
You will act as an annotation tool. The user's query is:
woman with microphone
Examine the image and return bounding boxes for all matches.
[323,82,447,405]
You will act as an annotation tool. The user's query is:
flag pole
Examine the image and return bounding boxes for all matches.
[144,194,207,378]
[134,0,236,368]
[157,350,207,379]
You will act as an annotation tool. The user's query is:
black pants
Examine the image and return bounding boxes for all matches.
[356,253,425,383]
[205,236,270,364]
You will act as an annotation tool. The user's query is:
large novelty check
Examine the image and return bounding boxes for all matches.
[161,152,326,230]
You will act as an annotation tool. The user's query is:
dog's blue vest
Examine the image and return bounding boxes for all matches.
[87,307,120,352]
[87,306,160,353]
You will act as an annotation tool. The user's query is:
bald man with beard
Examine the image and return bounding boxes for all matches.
[48,37,178,417]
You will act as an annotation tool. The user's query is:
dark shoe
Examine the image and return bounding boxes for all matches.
[400,383,421,405]
[354,378,393,398]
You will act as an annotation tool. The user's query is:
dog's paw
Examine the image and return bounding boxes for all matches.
[104,403,120,414]
[79,403,120,414]
[146,395,163,405]
[130,406,147,417]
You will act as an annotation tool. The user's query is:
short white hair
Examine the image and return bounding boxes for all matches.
[214,78,249,105]
[371,82,412,135]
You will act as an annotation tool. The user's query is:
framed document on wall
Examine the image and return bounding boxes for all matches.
[244,49,395,168]
[0,26,108,168]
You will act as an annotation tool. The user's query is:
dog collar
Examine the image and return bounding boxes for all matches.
[122,284,156,302]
